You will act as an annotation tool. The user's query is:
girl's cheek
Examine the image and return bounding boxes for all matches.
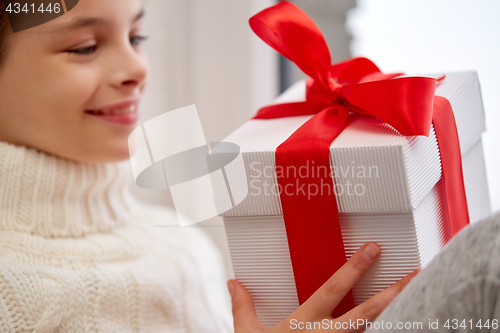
[52,66,101,109]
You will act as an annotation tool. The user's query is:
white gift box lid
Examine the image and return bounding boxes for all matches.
[211,71,486,215]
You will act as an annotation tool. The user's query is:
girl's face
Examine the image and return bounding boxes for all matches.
[0,0,149,163]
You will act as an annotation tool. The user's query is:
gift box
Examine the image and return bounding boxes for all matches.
[210,2,490,327]
[213,71,489,326]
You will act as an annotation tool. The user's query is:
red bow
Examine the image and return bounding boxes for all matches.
[250,1,469,318]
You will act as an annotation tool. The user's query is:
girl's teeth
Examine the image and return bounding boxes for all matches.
[111,105,135,115]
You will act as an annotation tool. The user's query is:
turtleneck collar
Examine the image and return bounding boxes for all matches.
[0,141,138,238]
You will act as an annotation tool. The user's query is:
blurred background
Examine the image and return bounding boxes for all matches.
[133,0,500,291]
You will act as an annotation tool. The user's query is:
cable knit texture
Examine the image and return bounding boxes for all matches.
[0,141,233,332]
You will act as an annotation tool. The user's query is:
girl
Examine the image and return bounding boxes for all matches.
[0,0,232,331]
[0,0,418,331]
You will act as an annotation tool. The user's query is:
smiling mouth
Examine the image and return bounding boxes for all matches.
[84,103,139,125]
[85,104,137,115]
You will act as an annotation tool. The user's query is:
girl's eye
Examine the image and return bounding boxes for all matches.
[66,35,147,55]
[67,45,98,55]
[130,35,148,46]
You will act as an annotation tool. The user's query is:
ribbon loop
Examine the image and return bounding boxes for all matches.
[341,77,437,136]
[249,1,331,86]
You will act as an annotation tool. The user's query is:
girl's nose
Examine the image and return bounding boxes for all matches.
[110,41,149,91]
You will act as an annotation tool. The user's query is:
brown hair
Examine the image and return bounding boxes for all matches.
[0,1,12,66]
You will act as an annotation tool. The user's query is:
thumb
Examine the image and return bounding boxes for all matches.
[228,279,267,332]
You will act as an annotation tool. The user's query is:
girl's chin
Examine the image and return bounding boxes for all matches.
[88,148,132,164]
[62,143,132,164]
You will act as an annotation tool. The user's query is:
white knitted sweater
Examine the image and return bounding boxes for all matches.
[0,141,233,332]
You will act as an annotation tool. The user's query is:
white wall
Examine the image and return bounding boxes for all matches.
[348,0,500,211]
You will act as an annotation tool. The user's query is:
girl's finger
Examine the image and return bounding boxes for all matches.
[335,268,421,333]
[228,279,268,333]
[298,242,382,320]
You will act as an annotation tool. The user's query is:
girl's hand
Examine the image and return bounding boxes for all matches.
[227,242,420,332]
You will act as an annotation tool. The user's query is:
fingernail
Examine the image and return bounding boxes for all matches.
[362,243,380,260]
[227,280,236,297]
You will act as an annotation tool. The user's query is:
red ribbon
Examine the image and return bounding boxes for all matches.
[249,1,470,318]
